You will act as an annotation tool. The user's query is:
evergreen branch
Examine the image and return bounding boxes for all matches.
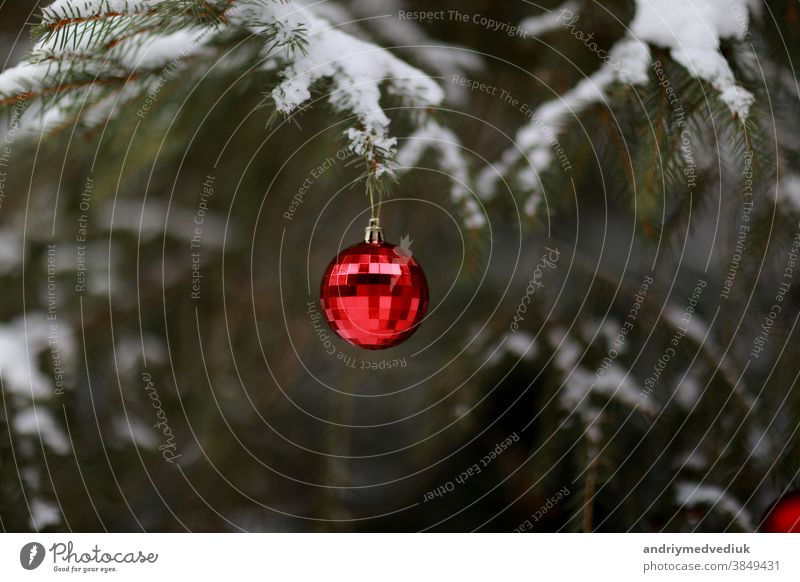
[2,0,442,185]
[0,75,136,108]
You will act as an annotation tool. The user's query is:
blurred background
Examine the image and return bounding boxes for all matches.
[0,0,799,532]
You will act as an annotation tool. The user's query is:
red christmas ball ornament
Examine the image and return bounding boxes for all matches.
[320,219,428,350]
[761,490,800,533]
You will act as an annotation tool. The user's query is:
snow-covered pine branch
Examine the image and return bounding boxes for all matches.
[249,0,444,178]
[396,120,485,229]
[0,0,447,181]
[313,0,484,106]
[480,0,758,216]
[675,482,753,531]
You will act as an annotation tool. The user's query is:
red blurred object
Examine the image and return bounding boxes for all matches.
[761,490,800,533]
[320,239,428,350]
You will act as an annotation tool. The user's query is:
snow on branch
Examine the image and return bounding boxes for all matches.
[35,0,156,46]
[0,313,73,399]
[231,0,443,177]
[0,1,223,114]
[0,0,446,180]
[548,325,658,448]
[396,120,485,229]
[675,482,754,530]
[40,0,168,21]
[478,36,650,213]
[629,0,755,118]
[481,0,757,216]
[342,0,484,105]
[520,1,579,37]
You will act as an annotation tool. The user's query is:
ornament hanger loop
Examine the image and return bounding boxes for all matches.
[365,177,385,244]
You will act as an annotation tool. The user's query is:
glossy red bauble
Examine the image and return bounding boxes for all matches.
[761,490,800,533]
[320,240,428,350]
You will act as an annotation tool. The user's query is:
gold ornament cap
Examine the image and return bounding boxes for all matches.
[364,218,384,244]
